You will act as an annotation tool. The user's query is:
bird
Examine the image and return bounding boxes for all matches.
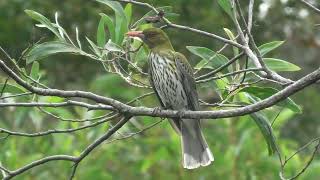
[126,27,214,169]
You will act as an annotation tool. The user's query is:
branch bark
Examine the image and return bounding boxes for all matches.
[300,0,320,15]
[1,1,320,179]
[1,59,320,120]
[2,116,132,180]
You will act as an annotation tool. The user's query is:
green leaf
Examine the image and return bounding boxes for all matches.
[213,78,229,98]
[124,3,132,25]
[263,58,301,72]
[94,0,126,17]
[223,28,236,41]
[224,28,240,72]
[99,13,116,43]
[25,10,62,40]
[30,61,40,80]
[0,83,25,94]
[194,55,228,70]
[134,46,148,67]
[250,112,278,155]
[187,46,212,60]
[40,96,65,103]
[95,0,127,45]
[186,46,229,70]
[26,41,81,64]
[75,27,82,49]
[86,37,102,56]
[240,86,302,113]
[104,39,124,52]
[115,14,128,45]
[97,17,107,47]
[43,107,74,119]
[258,41,285,57]
[224,28,239,56]
[217,0,234,20]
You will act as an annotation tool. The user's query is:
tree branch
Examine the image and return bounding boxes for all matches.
[1,1,319,179]
[2,115,132,179]
[0,114,119,137]
[69,115,132,180]
[0,101,113,110]
[1,59,320,120]
[195,52,245,81]
[112,0,245,49]
[196,68,264,83]
[300,0,320,15]
[233,0,293,85]
[3,155,77,180]
[279,137,320,180]
[111,0,294,85]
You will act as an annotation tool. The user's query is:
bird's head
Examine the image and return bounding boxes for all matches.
[126,27,173,50]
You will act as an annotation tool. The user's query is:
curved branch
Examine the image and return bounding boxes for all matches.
[69,115,132,179]
[1,1,319,179]
[0,59,129,110]
[3,155,77,180]
[196,68,263,83]
[280,138,320,180]
[195,52,245,81]
[0,101,113,110]
[2,116,132,179]
[300,0,320,15]
[0,92,33,100]
[112,0,245,49]
[1,59,320,120]
[114,0,293,85]
[233,0,293,85]
[0,114,119,137]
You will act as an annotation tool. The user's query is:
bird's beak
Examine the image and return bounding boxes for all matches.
[126,31,145,39]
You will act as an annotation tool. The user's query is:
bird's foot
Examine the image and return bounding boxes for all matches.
[152,106,163,114]
[152,106,166,120]
[177,110,185,119]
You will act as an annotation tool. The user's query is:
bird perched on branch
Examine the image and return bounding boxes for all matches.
[126,28,214,169]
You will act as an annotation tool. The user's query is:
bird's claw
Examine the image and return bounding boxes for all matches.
[152,107,166,120]
[177,110,185,119]
[152,106,163,114]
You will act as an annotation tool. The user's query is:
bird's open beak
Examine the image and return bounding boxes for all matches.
[126,31,145,39]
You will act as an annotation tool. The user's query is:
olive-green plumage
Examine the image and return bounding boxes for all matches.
[128,28,214,169]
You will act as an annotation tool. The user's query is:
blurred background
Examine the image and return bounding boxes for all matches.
[0,0,320,179]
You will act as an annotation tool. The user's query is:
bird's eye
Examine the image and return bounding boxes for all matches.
[147,32,157,37]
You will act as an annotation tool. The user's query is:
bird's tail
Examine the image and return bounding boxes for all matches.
[181,119,214,169]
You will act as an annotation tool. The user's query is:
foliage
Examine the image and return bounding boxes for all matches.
[0,0,320,180]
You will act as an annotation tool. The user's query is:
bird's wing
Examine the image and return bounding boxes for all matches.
[149,52,181,134]
[173,52,200,111]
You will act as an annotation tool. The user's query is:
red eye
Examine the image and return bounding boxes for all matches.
[148,32,157,37]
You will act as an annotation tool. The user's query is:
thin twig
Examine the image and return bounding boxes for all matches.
[106,119,163,144]
[194,43,232,75]
[0,101,113,110]
[0,78,9,97]
[0,114,119,137]
[196,52,245,81]
[300,0,320,15]
[68,115,132,179]
[112,0,246,49]
[0,92,33,100]
[196,68,264,83]
[37,107,111,122]
[1,59,320,119]
[271,107,284,127]
[0,46,13,60]
[279,138,320,180]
